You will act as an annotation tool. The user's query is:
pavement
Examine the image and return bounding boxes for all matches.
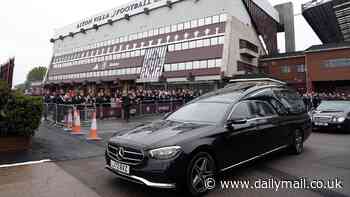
[0,116,350,197]
[0,115,162,164]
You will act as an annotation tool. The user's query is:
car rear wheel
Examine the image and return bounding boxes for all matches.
[186,152,216,196]
[290,129,304,154]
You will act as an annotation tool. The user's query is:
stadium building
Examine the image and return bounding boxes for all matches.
[302,0,350,43]
[44,0,294,93]
[260,0,350,94]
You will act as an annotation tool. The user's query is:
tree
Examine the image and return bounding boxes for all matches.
[25,66,47,89]
[26,66,47,83]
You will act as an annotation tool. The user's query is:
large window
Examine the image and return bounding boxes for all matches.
[281,65,290,74]
[296,64,306,73]
[163,58,222,72]
[167,36,224,52]
[322,58,350,68]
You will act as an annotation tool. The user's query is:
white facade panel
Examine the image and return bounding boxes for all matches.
[53,0,253,39]
[53,0,255,54]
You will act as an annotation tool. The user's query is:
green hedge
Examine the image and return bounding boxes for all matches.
[0,80,43,137]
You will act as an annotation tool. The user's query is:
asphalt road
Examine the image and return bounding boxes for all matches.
[1,120,349,197]
[54,131,350,197]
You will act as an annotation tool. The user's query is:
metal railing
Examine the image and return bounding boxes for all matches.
[43,99,187,127]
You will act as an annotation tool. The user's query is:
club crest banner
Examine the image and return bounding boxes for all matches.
[138,46,167,83]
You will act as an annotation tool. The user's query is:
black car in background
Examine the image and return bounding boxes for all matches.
[105,83,312,196]
[312,100,350,132]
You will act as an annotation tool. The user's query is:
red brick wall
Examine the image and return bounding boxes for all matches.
[306,48,350,82]
[260,56,306,84]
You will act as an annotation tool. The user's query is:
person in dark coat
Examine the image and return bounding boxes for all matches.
[95,92,104,119]
[43,91,51,120]
[312,93,321,109]
[122,90,131,122]
[56,92,65,123]
[302,94,310,111]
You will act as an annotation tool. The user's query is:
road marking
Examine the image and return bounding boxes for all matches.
[0,159,51,168]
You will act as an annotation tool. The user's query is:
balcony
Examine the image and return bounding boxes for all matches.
[239,39,259,58]
[240,48,258,58]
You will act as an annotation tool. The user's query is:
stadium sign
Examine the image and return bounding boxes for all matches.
[55,0,182,37]
[76,0,152,29]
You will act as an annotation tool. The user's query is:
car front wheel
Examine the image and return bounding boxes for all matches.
[186,152,216,196]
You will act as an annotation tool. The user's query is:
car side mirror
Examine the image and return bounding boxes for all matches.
[226,118,248,131]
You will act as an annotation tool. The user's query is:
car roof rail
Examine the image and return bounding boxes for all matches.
[226,78,286,88]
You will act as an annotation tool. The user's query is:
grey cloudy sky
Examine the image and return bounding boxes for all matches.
[0,0,321,86]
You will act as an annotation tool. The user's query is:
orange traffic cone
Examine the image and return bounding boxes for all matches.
[71,108,83,135]
[64,109,73,131]
[87,111,101,141]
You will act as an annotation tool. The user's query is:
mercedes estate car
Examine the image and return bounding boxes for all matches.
[312,100,350,132]
[105,83,312,196]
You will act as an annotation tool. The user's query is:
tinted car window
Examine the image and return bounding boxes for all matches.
[273,89,306,114]
[256,101,276,117]
[230,102,253,120]
[167,102,230,123]
[269,98,288,115]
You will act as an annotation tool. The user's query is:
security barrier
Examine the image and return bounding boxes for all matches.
[43,99,187,126]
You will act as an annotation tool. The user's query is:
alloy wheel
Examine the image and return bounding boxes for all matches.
[189,154,215,194]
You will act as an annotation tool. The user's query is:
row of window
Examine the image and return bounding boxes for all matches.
[281,64,306,74]
[52,36,224,69]
[322,58,350,68]
[53,32,224,65]
[49,58,223,81]
[54,13,228,55]
[52,49,146,69]
[164,59,222,72]
[49,67,142,81]
[168,36,224,52]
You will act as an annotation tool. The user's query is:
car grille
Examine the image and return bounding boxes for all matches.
[107,144,144,165]
[313,116,332,123]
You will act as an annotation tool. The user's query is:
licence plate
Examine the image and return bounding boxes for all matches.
[110,160,130,174]
[315,122,328,126]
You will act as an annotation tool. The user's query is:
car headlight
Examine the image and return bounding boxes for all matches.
[332,117,337,122]
[149,146,182,160]
[337,117,346,123]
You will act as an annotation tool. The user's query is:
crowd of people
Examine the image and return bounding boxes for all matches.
[43,87,204,106]
[43,87,350,121]
[43,88,350,108]
[43,87,204,121]
[302,92,350,110]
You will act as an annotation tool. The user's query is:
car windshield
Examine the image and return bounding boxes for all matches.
[317,100,350,111]
[167,102,231,124]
